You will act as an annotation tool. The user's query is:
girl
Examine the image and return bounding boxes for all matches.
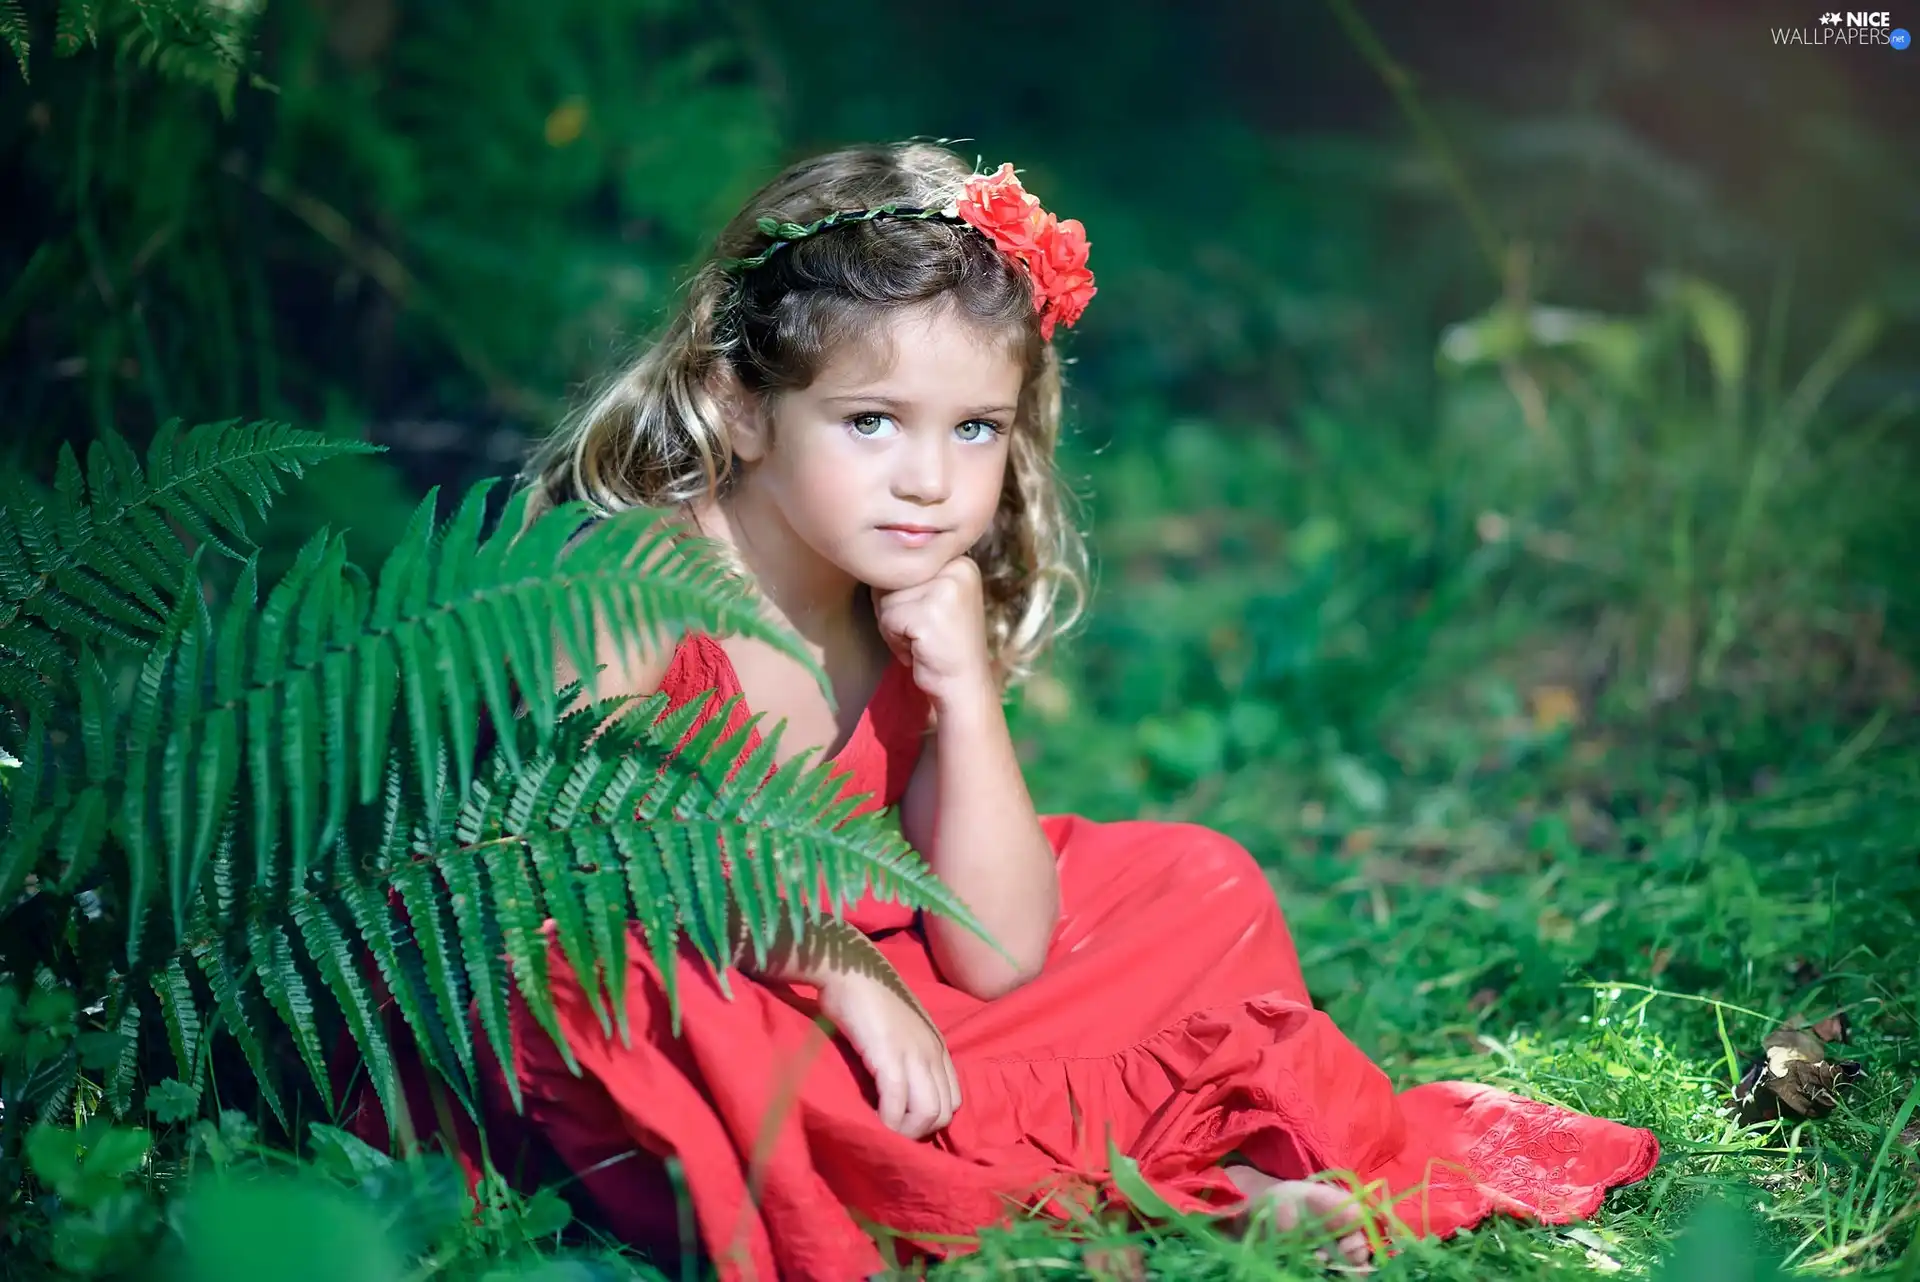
[369,142,1659,1279]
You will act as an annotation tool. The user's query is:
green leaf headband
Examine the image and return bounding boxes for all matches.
[717,164,1096,340]
[717,204,960,275]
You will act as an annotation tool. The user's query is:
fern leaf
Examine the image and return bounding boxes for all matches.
[0,619,70,677]
[280,539,343,877]
[609,822,686,1033]
[121,621,173,963]
[244,686,278,896]
[0,421,378,659]
[157,729,205,914]
[153,956,201,1086]
[432,613,480,798]
[51,445,91,557]
[579,839,632,1046]
[437,845,517,1111]
[282,643,322,883]
[483,839,577,1074]
[162,583,210,934]
[24,1048,78,1126]
[392,861,475,1086]
[74,645,116,784]
[0,660,54,728]
[292,896,401,1134]
[396,620,442,828]
[0,806,57,912]
[433,491,491,783]
[1,0,29,81]
[53,0,94,54]
[4,712,51,837]
[249,919,333,1111]
[107,993,140,1117]
[53,784,108,893]
[526,830,607,1036]
[194,933,286,1128]
[317,648,352,857]
[367,489,437,633]
[339,876,470,1105]
[189,705,239,904]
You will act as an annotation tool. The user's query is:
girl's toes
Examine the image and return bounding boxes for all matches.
[1297,1181,1364,1234]
[1336,1228,1375,1269]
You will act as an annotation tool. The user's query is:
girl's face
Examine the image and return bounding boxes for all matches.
[734,301,1023,594]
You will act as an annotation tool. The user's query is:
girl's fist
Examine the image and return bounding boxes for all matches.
[872,557,993,710]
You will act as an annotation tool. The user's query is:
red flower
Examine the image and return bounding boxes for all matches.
[954,163,1096,341]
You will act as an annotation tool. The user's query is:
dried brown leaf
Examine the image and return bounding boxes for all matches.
[1733,1024,1866,1123]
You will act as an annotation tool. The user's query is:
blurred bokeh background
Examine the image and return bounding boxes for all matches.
[4,1,1919,1276]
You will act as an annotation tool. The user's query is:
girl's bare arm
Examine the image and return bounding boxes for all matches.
[897,689,1059,1001]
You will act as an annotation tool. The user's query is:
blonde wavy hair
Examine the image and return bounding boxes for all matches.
[518,141,1088,689]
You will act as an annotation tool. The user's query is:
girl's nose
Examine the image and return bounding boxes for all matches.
[892,435,951,504]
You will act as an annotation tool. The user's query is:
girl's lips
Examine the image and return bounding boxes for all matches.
[878,525,941,547]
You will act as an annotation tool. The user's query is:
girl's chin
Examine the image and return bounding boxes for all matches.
[857,564,943,593]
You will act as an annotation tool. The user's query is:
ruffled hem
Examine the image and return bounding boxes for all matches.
[898,988,1659,1249]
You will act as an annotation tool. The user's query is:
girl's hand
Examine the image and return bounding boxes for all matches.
[817,969,961,1140]
[872,556,994,711]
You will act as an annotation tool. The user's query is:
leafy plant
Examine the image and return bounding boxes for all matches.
[2,0,264,102]
[0,419,982,1182]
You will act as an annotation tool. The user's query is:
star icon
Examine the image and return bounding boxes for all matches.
[1821,11,1842,22]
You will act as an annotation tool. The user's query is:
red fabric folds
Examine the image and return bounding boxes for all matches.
[351,634,1658,1280]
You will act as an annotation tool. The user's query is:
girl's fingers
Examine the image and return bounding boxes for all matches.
[943,1052,962,1120]
[874,1062,908,1133]
[930,1056,956,1134]
[901,1056,943,1139]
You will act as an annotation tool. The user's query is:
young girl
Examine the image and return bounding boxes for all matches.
[374,142,1659,1279]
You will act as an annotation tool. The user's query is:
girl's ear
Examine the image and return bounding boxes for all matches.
[711,363,771,463]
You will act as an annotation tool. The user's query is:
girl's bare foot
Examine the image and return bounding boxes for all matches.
[1224,1164,1375,1270]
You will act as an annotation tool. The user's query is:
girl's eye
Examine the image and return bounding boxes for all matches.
[956,420,1003,443]
[848,413,898,438]
[846,413,1003,442]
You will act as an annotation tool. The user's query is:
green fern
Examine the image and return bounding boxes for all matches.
[2,0,262,92]
[1,0,28,79]
[1,418,992,1153]
[54,0,95,54]
[0,419,377,726]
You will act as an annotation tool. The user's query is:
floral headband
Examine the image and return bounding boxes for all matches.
[719,163,1095,341]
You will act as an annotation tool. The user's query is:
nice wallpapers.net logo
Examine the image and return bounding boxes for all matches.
[1773,10,1912,46]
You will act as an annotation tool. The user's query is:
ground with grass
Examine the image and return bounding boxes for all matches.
[910,411,1920,1279]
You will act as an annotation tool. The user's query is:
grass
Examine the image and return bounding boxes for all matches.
[913,374,1920,1277]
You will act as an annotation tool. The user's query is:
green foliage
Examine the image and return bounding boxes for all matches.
[11,1108,638,1280]
[0,418,378,725]
[2,0,262,102]
[0,421,984,1217]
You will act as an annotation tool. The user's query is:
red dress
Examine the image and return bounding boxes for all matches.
[360,633,1658,1280]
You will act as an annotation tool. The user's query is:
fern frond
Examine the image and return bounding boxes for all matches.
[249,918,332,1112]
[193,929,286,1128]
[1,0,29,81]
[439,835,515,1111]
[0,422,380,698]
[12,468,993,1155]
[153,955,201,1086]
[428,692,1000,1054]
[392,860,475,1087]
[54,0,97,55]
[106,992,141,1117]
[292,895,401,1133]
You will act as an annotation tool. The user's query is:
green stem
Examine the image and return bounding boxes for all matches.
[1322,0,1508,283]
